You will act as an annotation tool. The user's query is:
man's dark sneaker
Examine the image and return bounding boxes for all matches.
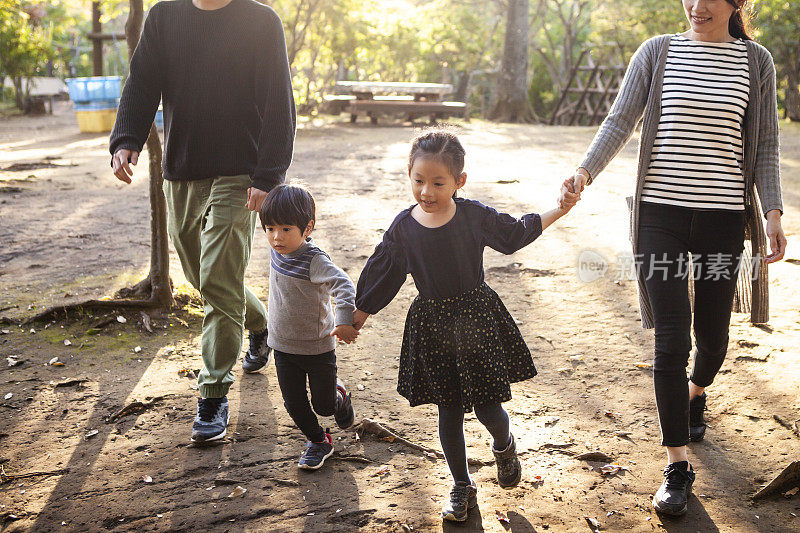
[334,378,355,429]
[441,482,478,522]
[689,393,707,442]
[298,432,334,470]
[191,396,230,442]
[492,433,522,488]
[652,461,695,516]
[242,328,271,373]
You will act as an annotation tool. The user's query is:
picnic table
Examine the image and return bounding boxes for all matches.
[3,77,68,114]
[325,81,467,124]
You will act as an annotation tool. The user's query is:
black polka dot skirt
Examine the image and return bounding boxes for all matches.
[397,282,536,412]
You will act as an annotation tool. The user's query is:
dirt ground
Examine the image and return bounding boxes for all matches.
[1,102,799,533]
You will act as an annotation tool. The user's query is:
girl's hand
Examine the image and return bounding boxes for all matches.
[764,210,787,264]
[331,324,359,344]
[353,309,370,330]
[558,177,581,210]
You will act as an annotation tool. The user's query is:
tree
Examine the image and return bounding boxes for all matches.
[30,0,173,323]
[490,0,535,122]
[0,0,54,111]
[752,0,800,121]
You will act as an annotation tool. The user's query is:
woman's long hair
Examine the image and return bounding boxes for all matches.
[725,0,752,40]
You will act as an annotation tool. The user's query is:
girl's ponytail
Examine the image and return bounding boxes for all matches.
[726,1,752,40]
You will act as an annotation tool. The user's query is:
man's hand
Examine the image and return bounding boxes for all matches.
[353,309,370,330]
[112,149,139,184]
[246,187,268,212]
[331,324,359,344]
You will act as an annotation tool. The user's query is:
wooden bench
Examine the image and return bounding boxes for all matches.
[327,82,466,124]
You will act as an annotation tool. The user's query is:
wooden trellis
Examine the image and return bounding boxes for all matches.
[549,48,627,126]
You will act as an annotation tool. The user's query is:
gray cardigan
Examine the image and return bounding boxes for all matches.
[580,34,783,328]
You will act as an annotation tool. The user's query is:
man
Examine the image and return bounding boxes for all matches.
[110,0,296,442]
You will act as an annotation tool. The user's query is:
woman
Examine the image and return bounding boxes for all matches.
[560,0,787,516]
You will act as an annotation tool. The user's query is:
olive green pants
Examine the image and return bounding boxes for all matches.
[163,174,268,398]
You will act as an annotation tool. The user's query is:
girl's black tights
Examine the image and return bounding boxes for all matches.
[438,403,511,485]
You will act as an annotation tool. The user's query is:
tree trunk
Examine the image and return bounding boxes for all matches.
[116,0,173,308]
[785,69,800,122]
[490,0,535,123]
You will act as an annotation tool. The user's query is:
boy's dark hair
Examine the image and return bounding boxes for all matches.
[259,184,315,232]
[408,129,466,180]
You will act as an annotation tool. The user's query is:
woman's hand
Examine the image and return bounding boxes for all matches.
[764,210,787,264]
[558,168,589,209]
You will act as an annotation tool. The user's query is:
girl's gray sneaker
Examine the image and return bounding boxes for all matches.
[492,433,521,488]
[441,482,478,522]
[191,396,230,442]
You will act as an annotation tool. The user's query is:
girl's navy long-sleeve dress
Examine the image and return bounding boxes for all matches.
[356,198,542,411]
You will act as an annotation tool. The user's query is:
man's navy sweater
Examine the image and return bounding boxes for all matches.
[109,0,296,191]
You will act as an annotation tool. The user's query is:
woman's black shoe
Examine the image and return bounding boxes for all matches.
[652,461,695,516]
[689,393,707,442]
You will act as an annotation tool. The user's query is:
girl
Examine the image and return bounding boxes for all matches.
[559,0,786,517]
[353,130,574,522]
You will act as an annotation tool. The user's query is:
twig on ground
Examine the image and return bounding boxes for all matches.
[106,395,169,423]
[0,466,69,484]
[355,418,491,466]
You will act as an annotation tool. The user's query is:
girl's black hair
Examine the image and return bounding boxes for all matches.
[725,0,752,40]
[259,184,315,232]
[408,129,466,181]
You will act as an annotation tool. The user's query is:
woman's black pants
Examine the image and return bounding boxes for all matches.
[638,201,745,447]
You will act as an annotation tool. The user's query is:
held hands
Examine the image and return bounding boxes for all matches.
[764,210,787,264]
[112,149,139,184]
[331,324,359,344]
[558,168,589,210]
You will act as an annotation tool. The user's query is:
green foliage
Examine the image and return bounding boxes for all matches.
[751,0,800,119]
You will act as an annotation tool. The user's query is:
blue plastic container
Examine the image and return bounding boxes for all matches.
[73,99,120,111]
[66,76,122,102]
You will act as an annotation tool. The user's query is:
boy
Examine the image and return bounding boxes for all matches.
[259,184,357,469]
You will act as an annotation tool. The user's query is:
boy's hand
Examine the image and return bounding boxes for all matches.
[331,324,359,344]
[353,309,370,330]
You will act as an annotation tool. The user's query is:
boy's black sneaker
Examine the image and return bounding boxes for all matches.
[441,482,478,522]
[242,328,271,373]
[191,396,230,442]
[689,393,707,442]
[492,433,522,488]
[652,461,695,516]
[334,378,355,429]
[298,432,334,470]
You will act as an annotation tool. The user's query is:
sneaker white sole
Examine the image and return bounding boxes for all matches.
[297,447,334,470]
[190,413,230,442]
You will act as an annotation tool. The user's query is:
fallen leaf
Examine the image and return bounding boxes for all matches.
[569,355,584,362]
[633,362,652,369]
[532,475,543,482]
[495,509,510,524]
[4,392,12,400]
[584,515,600,532]
[7,357,22,367]
[117,316,127,324]
[357,384,365,391]
[64,339,72,346]
[0,329,9,335]
[134,346,142,353]
[29,328,35,334]
[141,475,153,483]
[227,486,247,498]
[615,431,632,438]
[557,367,572,374]
[380,435,395,443]
[49,357,65,367]
[374,465,391,477]
[603,410,616,419]
[84,429,99,439]
[597,463,629,476]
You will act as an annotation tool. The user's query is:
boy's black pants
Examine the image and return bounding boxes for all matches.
[274,350,337,443]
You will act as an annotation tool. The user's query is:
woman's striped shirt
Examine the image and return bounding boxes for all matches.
[642,34,750,211]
